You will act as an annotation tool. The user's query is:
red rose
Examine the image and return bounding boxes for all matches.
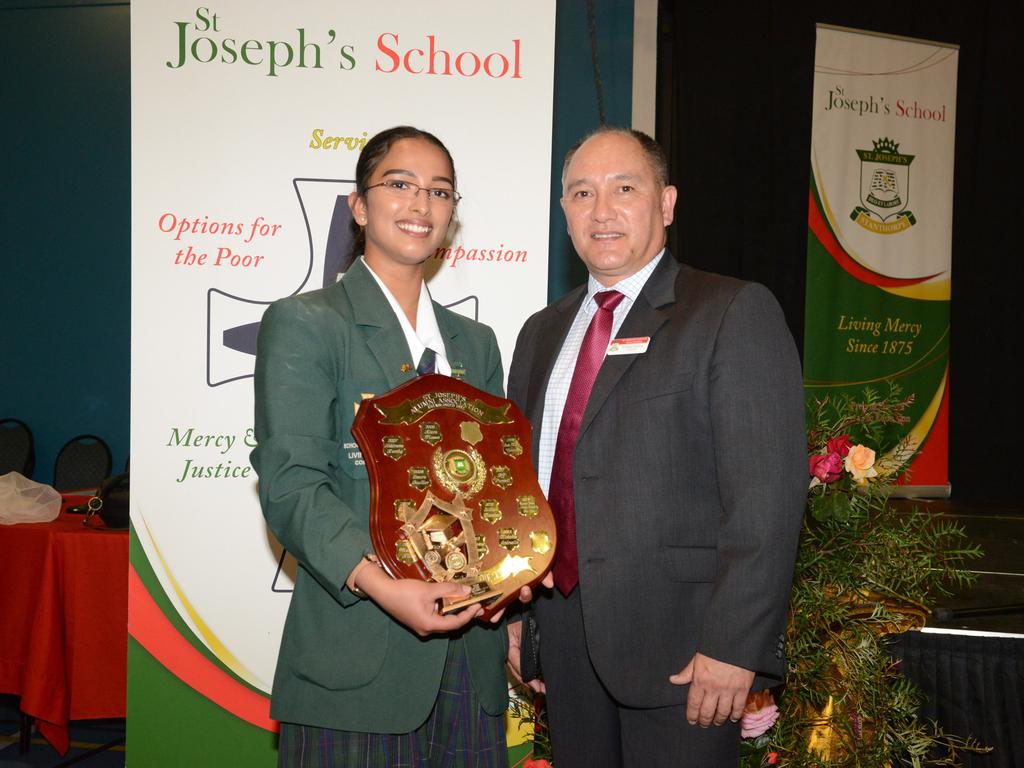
[809,451,843,483]
[827,434,853,457]
[524,761,553,768]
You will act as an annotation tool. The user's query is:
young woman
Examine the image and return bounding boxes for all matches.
[252,126,509,767]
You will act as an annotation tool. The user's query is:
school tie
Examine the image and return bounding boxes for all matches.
[416,347,437,376]
[548,290,624,596]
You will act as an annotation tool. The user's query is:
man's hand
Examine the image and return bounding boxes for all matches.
[487,571,553,624]
[513,570,554,608]
[668,652,755,727]
[507,620,545,693]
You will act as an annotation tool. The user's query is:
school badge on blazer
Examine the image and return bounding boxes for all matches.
[352,374,555,619]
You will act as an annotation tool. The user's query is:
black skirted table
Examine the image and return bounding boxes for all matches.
[893,628,1023,767]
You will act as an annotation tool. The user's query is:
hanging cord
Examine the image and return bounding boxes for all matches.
[586,0,607,125]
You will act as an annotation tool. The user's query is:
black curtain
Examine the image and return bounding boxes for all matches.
[656,1,1024,503]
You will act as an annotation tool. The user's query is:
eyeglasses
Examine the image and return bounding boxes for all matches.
[365,179,462,204]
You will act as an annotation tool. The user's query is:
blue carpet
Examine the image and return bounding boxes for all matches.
[0,696,124,767]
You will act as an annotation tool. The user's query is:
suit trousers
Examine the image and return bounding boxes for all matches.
[537,588,741,768]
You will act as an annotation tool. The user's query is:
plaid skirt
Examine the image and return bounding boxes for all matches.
[278,638,507,768]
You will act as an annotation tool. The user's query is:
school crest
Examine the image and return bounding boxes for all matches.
[850,137,917,235]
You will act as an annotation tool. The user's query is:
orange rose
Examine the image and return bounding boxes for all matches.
[844,444,878,484]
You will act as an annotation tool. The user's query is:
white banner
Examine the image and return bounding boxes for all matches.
[805,25,958,494]
[130,0,555,713]
[811,25,957,281]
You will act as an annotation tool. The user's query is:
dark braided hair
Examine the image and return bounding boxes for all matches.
[348,126,458,263]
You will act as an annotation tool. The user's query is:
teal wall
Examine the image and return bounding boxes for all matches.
[2,1,131,481]
[548,1,635,299]
[0,1,632,482]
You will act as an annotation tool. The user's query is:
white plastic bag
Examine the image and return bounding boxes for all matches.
[0,472,62,525]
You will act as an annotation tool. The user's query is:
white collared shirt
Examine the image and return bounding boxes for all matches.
[537,250,665,495]
[361,257,451,376]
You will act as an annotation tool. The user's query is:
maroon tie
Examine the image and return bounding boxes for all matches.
[549,290,625,595]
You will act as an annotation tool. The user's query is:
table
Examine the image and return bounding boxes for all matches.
[0,494,128,755]
[893,628,1024,768]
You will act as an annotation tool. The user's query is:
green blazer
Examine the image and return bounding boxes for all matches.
[251,259,508,732]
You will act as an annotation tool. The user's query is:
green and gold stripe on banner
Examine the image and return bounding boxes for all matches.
[130,524,543,765]
[128,527,278,764]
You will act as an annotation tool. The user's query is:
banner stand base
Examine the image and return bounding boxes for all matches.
[890,484,952,499]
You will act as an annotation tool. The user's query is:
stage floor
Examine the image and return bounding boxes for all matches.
[896,498,1024,635]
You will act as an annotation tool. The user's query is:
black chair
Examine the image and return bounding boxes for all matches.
[53,434,112,492]
[0,418,35,477]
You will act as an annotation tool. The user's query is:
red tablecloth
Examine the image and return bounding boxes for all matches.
[0,496,128,755]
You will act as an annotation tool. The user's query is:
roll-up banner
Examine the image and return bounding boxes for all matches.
[804,24,958,495]
[130,2,555,763]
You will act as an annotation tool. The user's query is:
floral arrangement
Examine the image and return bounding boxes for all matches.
[741,384,988,767]
[508,684,553,766]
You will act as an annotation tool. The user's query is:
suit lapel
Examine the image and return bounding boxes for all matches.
[333,259,414,390]
[577,254,680,441]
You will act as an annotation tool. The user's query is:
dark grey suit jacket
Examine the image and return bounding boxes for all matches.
[507,253,806,708]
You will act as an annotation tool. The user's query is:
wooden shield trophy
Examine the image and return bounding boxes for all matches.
[352,374,555,619]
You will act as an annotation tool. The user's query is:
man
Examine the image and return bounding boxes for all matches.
[507,128,806,766]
